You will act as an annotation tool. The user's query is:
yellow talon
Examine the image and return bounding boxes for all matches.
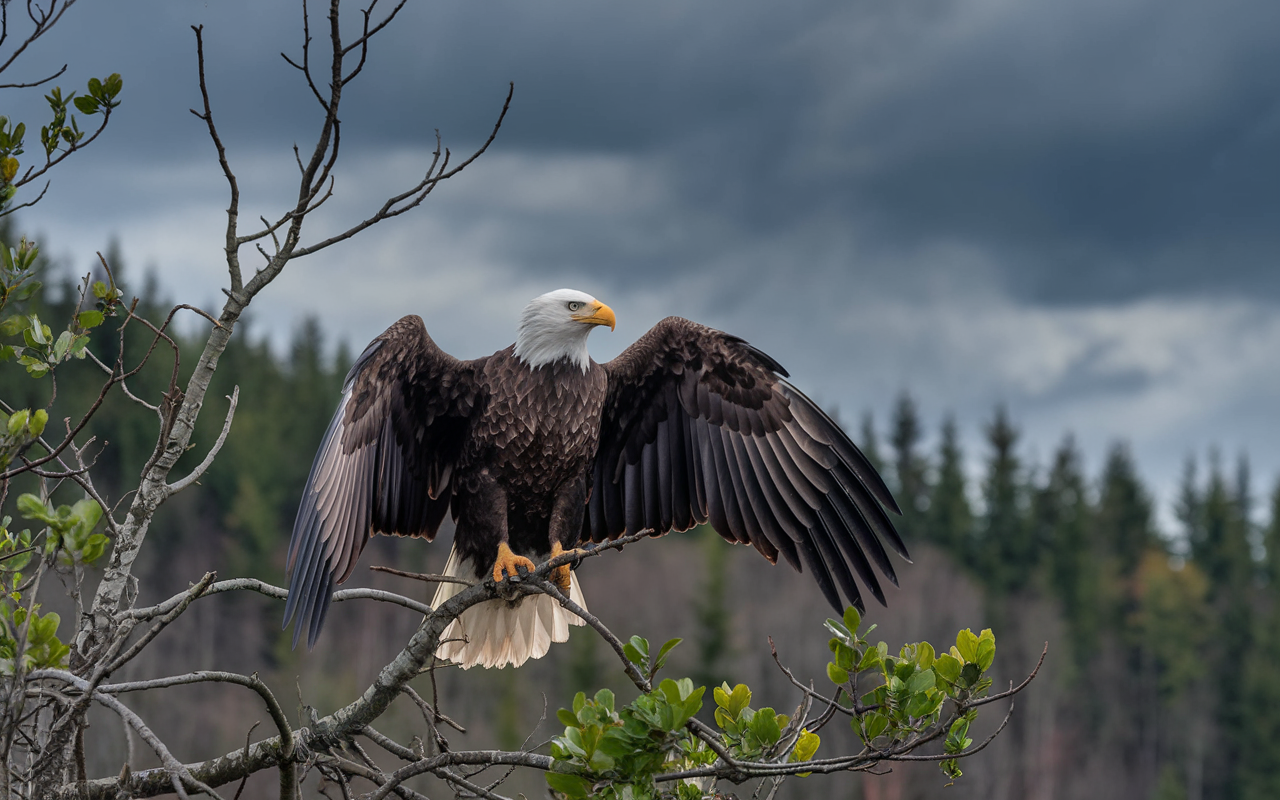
[549,542,583,594]
[493,542,536,583]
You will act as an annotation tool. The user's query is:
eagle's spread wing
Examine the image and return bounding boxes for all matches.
[588,316,907,612]
[283,315,484,648]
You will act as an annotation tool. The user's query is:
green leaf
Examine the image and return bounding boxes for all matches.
[946,717,971,752]
[861,712,889,742]
[834,642,855,670]
[790,728,820,763]
[652,637,682,671]
[46,642,69,667]
[905,691,942,718]
[934,653,962,685]
[827,662,849,685]
[556,709,578,728]
[955,629,979,663]
[545,772,591,798]
[71,498,102,531]
[824,618,851,643]
[916,641,935,670]
[16,494,49,522]
[906,669,936,695]
[52,330,71,361]
[894,659,915,682]
[623,635,647,667]
[858,646,882,671]
[80,534,108,564]
[26,315,46,345]
[76,310,104,329]
[32,612,59,645]
[842,606,861,633]
[713,684,730,709]
[593,688,614,714]
[0,315,26,336]
[723,683,750,717]
[975,633,996,672]
[674,677,695,701]
[751,708,782,747]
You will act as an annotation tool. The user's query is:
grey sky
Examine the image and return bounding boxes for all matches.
[7,0,1280,528]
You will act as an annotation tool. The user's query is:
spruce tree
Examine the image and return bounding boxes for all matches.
[1184,453,1255,800]
[1034,436,1097,662]
[928,415,973,565]
[1096,443,1157,582]
[978,406,1034,595]
[890,392,929,543]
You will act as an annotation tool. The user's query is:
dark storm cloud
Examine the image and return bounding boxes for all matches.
[331,0,1280,304]
[10,0,1278,305]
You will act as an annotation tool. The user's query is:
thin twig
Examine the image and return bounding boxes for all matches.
[164,387,239,497]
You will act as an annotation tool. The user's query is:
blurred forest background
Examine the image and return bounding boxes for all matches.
[4,216,1278,800]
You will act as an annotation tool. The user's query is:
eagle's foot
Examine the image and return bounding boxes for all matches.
[493,542,536,583]
[549,542,584,594]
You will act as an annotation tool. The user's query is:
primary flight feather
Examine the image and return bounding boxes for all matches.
[283,288,908,668]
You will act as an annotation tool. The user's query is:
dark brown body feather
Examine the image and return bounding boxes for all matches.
[453,347,607,575]
[284,314,906,648]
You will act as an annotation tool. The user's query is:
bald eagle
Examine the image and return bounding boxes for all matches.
[283,289,907,668]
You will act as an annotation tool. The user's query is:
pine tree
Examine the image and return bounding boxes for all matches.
[890,392,929,543]
[927,415,973,565]
[926,414,972,565]
[1034,436,1096,663]
[977,406,1034,595]
[1096,443,1157,582]
[1183,452,1255,800]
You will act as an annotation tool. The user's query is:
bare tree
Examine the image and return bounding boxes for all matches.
[0,2,1038,798]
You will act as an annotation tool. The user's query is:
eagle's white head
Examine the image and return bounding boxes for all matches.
[514,288,616,372]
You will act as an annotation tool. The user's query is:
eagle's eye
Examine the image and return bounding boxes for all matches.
[568,301,583,312]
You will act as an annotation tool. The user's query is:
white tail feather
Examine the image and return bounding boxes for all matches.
[431,544,586,669]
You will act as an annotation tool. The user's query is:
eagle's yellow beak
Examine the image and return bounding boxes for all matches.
[573,300,616,331]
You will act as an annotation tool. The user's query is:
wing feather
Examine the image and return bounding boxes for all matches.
[668,389,693,531]
[739,436,804,569]
[729,433,784,564]
[283,316,483,648]
[590,316,905,613]
[655,417,674,532]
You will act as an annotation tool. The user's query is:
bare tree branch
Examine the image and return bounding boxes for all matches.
[29,670,227,799]
[164,387,239,497]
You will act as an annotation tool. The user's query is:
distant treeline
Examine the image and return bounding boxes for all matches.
[858,392,1279,800]
[5,237,1280,799]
